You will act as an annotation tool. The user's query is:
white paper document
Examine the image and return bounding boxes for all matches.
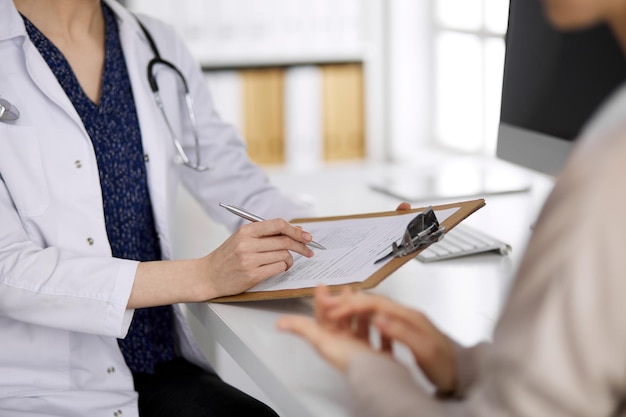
[247,207,459,292]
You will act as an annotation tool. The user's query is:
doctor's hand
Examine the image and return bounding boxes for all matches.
[202,218,315,299]
[396,202,411,211]
[130,217,315,308]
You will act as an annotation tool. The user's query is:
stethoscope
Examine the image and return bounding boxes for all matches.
[1,19,209,172]
[137,20,209,172]
[0,97,19,122]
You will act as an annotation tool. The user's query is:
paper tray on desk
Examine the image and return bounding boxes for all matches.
[210,198,485,303]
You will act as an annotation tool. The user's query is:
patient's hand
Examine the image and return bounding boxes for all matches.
[278,286,374,371]
[327,290,458,393]
[277,315,372,371]
[278,286,458,393]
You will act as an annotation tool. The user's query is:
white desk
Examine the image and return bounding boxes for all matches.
[183,158,554,417]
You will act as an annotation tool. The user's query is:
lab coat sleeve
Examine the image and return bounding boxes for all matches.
[0,177,136,338]
[137,16,313,230]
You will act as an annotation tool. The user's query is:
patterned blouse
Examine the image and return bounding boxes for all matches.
[22,3,175,374]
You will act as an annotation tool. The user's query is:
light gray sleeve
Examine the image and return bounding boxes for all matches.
[345,343,489,417]
[347,352,453,417]
[458,130,626,417]
[346,127,626,417]
[442,342,490,398]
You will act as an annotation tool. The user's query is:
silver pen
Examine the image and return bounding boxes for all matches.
[219,202,326,250]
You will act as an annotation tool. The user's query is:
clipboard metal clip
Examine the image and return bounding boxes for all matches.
[374,206,445,264]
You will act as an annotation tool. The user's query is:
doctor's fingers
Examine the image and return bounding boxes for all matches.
[223,245,295,273]
[215,251,293,291]
[253,249,297,271]
[242,218,316,247]
[213,260,291,296]
[234,226,314,258]
[396,202,411,211]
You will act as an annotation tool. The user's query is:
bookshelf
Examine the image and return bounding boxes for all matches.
[126,0,377,167]
[126,0,363,68]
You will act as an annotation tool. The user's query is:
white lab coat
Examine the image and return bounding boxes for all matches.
[0,1,310,416]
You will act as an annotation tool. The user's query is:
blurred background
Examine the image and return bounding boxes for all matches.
[124,0,510,171]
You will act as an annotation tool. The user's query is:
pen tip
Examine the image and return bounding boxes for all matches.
[310,242,326,250]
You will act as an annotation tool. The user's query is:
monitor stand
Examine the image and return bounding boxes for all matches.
[368,155,532,203]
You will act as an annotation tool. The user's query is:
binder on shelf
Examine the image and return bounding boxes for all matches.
[242,68,285,165]
[211,198,485,303]
[203,63,367,167]
[322,63,365,161]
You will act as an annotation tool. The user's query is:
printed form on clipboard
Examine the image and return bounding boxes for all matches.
[211,199,485,303]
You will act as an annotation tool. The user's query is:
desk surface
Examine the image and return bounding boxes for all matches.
[183,157,554,417]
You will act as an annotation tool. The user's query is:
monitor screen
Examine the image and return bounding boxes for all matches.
[496,0,626,177]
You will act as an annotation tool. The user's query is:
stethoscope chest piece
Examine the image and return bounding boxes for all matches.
[0,98,19,122]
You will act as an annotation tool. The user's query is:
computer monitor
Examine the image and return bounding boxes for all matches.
[496,0,626,177]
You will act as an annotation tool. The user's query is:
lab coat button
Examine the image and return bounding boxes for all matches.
[75,160,82,168]
[144,154,150,163]
[107,366,115,374]
[113,410,122,417]
[87,237,94,246]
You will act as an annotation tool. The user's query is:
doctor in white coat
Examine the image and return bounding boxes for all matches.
[0,0,316,416]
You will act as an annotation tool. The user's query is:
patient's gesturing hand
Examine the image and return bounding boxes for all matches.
[327,291,458,393]
[277,286,373,371]
[278,286,458,394]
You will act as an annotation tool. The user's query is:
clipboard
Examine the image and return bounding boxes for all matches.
[211,198,485,303]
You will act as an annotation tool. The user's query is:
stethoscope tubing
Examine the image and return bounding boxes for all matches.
[139,18,209,172]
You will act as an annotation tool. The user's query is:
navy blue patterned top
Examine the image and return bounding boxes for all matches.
[22,4,175,374]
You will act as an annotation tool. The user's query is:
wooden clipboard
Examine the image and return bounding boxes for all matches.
[211,198,485,303]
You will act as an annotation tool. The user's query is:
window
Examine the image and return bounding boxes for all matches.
[433,0,509,154]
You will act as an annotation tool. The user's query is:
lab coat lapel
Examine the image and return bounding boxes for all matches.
[21,42,88,133]
[0,1,88,135]
[111,1,175,260]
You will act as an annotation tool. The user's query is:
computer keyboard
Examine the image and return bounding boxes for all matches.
[416,223,511,262]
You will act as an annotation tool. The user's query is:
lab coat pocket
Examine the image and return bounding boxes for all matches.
[0,124,50,217]
[0,317,71,396]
